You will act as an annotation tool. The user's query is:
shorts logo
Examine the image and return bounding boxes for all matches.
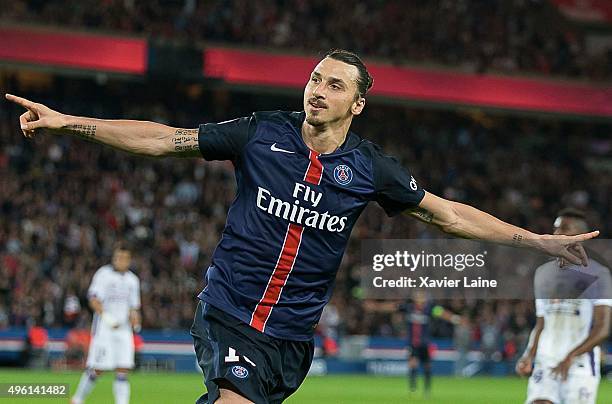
[579,387,591,401]
[532,369,543,383]
[231,365,249,379]
[333,165,353,186]
[409,176,418,191]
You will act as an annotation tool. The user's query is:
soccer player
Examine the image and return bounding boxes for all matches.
[366,291,460,397]
[6,49,599,404]
[516,209,611,404]
[71,242,141,404]
[404,292,462,396]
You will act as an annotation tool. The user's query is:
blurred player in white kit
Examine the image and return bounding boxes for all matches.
[516,209,612,404]
[71,242,141,404]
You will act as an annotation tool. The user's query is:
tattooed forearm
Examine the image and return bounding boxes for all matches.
[408,207,434,223]
[512,233,523,245]
[172,128,199,153]
[65,124,96,139]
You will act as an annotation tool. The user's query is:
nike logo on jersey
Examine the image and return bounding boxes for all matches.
[270,143,295,154]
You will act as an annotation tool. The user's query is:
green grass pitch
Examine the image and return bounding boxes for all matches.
[0,369,610,403]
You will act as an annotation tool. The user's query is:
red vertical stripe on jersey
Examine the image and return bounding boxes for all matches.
[250,223,304,332]
[250,148,324,333]
[412,323,422,346]
[304,150,323,185]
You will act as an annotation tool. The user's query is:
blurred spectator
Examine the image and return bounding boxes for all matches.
[479,305,501,375]
[62,287,82,328]
[453,313,472,377]
[133,333,144,369]
[64,315,91,369]
[25,320,49,369]
[318,297,341,357]
[0,303,8,329]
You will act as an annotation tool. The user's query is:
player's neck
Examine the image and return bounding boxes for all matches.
[301,118,351,154]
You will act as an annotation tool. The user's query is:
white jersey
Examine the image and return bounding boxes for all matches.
[88,265,141,327]
[532,257,612,373]
[534,298,611,375]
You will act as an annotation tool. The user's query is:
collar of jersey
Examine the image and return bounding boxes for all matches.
[286,111,363,157]
[111,265,127,275]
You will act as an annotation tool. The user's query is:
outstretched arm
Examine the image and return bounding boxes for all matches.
[5,93,200,158]
[405,191,599,265]
[431,305,461,325]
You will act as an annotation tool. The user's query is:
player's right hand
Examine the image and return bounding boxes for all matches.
[5,93,66,139]
[515,356,532,376]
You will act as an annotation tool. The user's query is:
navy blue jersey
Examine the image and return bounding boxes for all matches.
[197,111,424,340]
[401,302,434,347]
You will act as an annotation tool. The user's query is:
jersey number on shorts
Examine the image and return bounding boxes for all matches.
[224,347,256,367]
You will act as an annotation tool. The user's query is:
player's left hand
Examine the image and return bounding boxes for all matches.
[536,232,599,267]
[550,354,574,381]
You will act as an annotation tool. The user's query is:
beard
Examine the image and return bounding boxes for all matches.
[304,106,353,127]
[305,113,326,126]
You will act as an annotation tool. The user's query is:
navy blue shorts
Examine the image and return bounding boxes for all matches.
[190,300,314,404]
[409,344,430,363]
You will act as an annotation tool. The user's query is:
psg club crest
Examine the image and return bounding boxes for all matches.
[231,365,249,379]
[333,164,353,185]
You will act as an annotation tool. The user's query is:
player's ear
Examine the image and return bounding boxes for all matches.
[352,96,366,116]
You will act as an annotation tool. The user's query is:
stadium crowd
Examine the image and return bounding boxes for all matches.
[0,75,610,368]
[1,0,610,80]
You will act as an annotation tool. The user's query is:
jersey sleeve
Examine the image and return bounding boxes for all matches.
[129,276,141,310]
[87,269,105,300]
[596,262,612,300]
[582,261,612,300]
[198,114,255,161]
[533,264,547,299]
[535,299,545,317]
[371,148,425,217]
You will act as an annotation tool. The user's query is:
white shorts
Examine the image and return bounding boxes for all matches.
[526,361,600,404]
[86,322,134,371]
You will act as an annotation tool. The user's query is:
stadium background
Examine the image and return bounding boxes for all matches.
[0,1,611,403]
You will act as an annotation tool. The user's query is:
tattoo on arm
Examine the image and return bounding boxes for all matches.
[172,128,199,153]
[408,207,434,223]
[65,124,96,139]
[512,233,523,245]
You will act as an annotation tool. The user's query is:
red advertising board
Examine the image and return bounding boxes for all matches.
[205,47,612,117]
[0,28,147,74]
[552,0,612,23]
